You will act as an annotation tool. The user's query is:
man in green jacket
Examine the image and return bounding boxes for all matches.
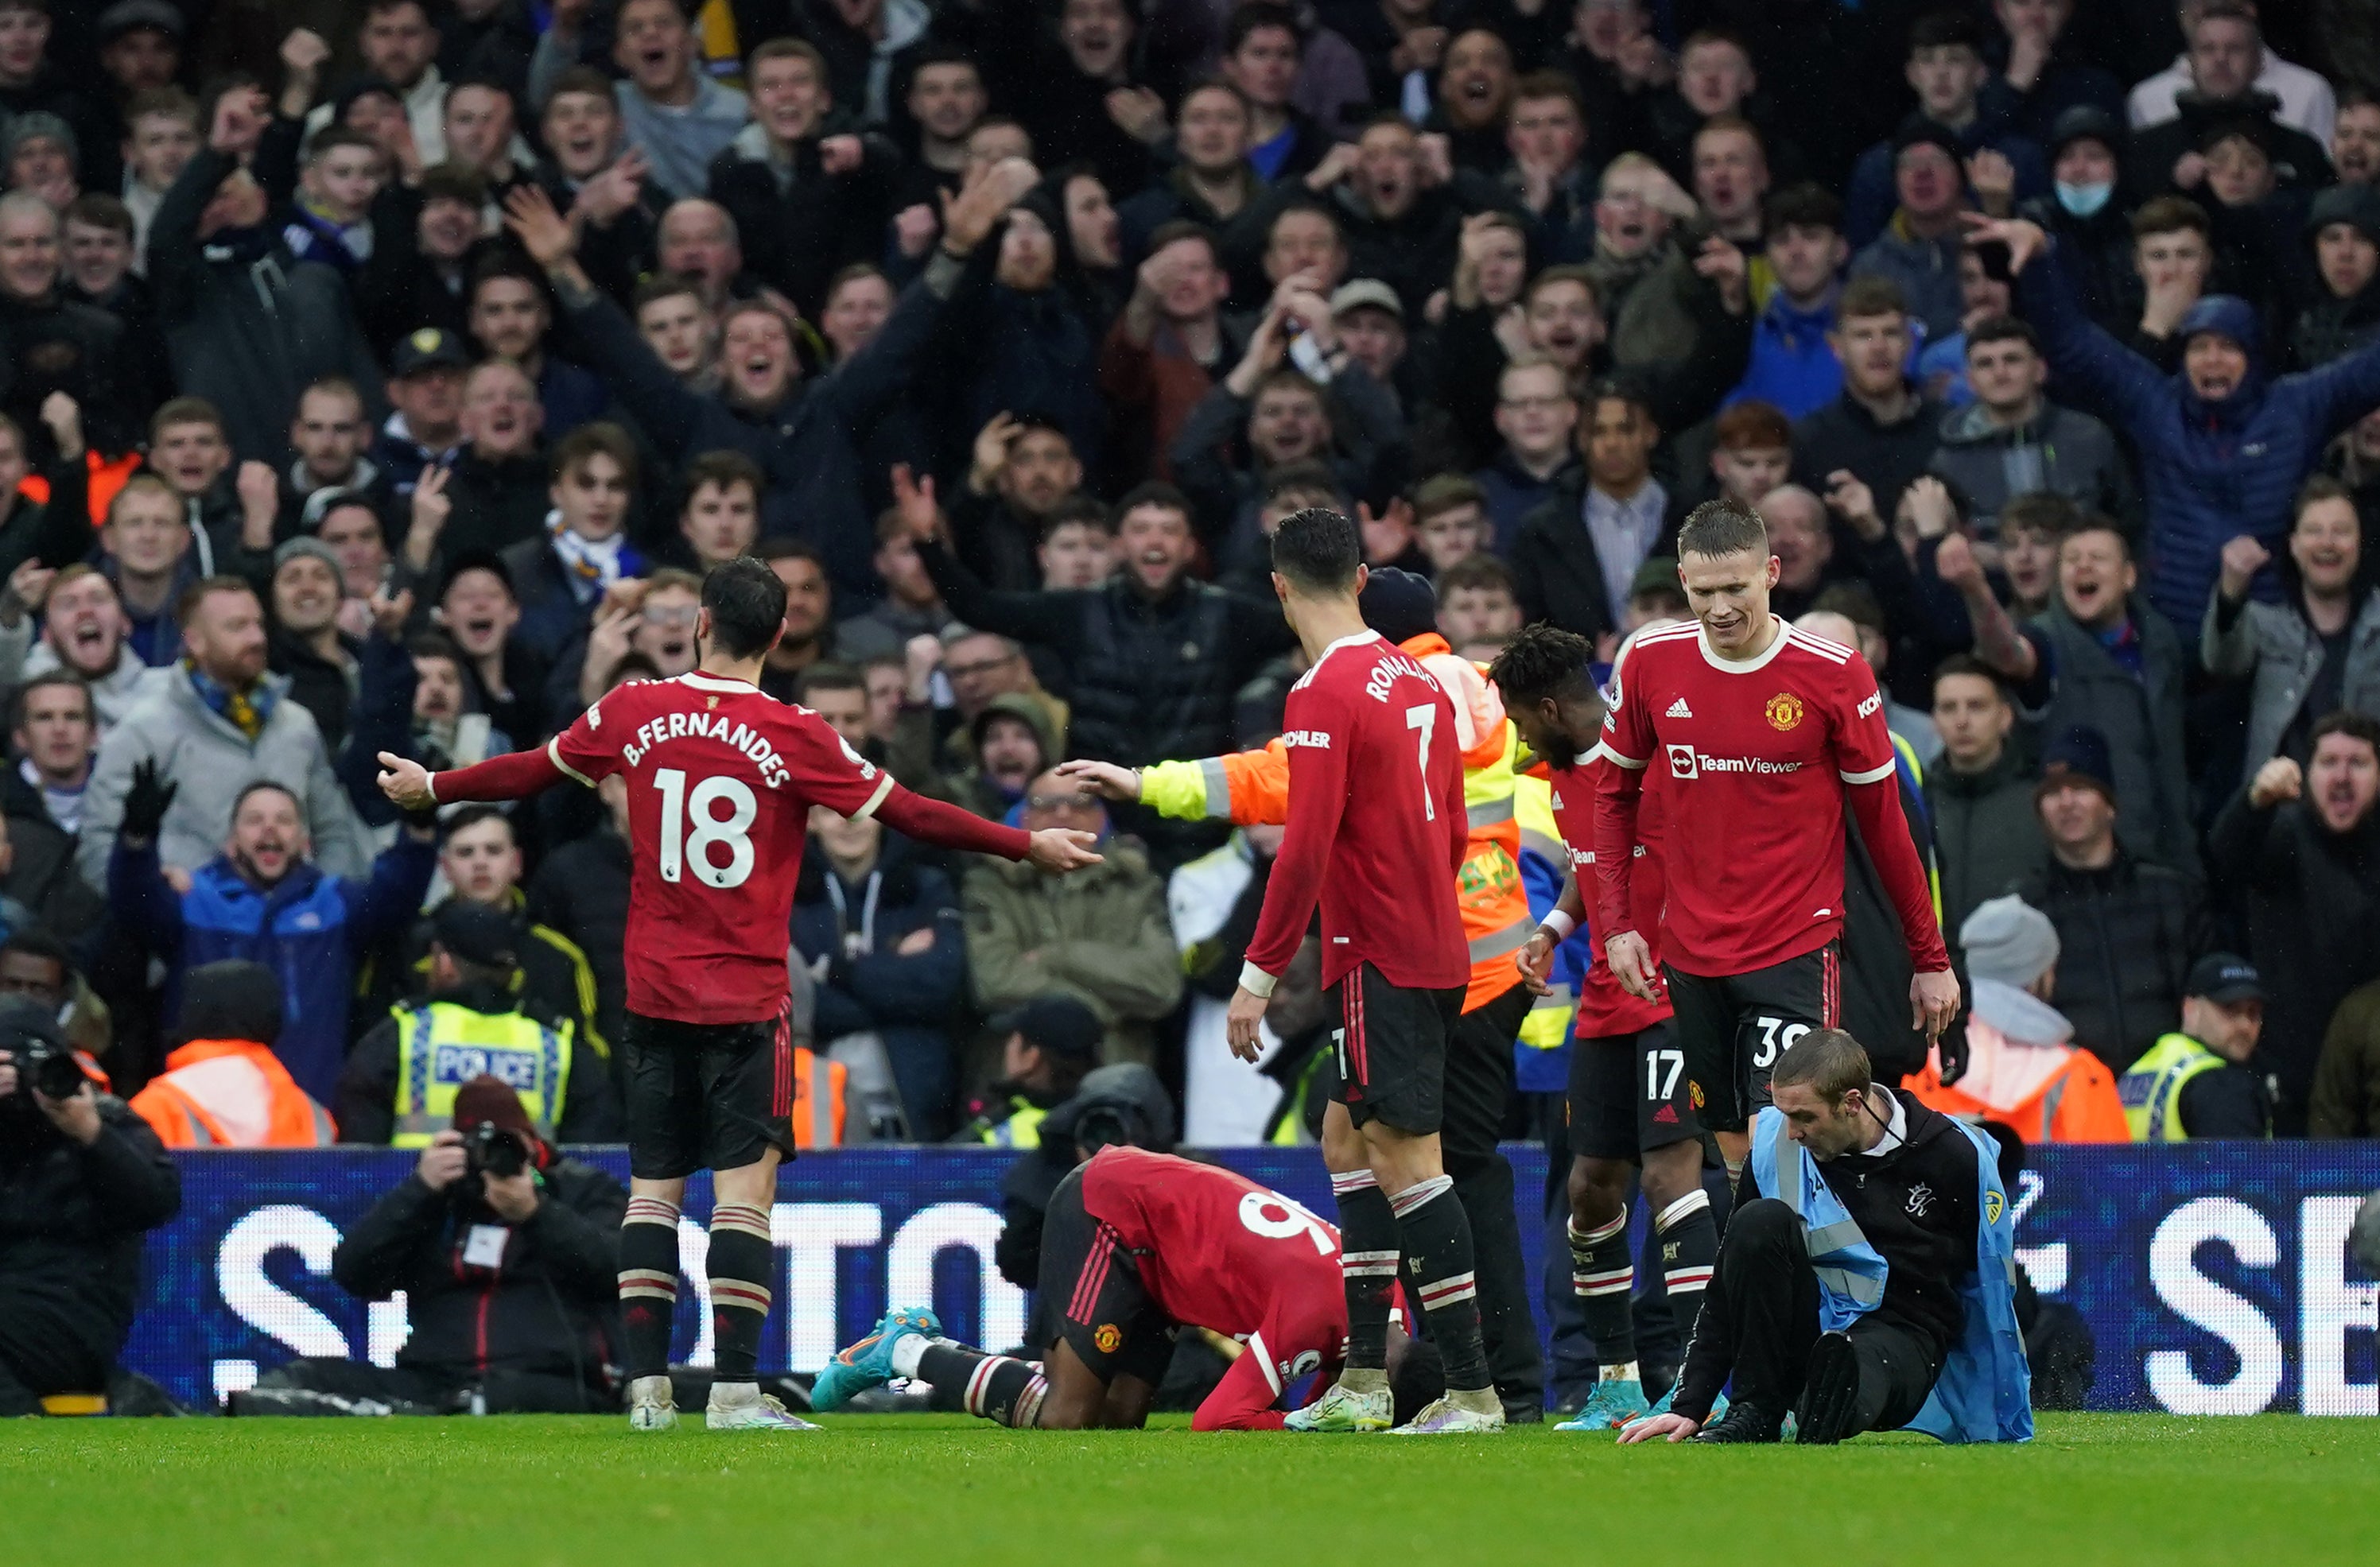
[963,767,1183,1069]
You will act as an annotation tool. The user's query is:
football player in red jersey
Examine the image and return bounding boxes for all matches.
[809,1146,1444,1431]
[377,557,1102,1433]
[1225,508,1499,1434]
[1590,501,1957,1177]
[1494,623,1726,1432]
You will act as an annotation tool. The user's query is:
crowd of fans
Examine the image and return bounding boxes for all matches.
[1,0,2379,1156]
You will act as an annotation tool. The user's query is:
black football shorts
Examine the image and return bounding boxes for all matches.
[1330,963,1466,1135]
[1566,1018,1705,1162]
[1039,1167,1174,1386]
[1660,941,1841,1133]
[619,1003,798,1180]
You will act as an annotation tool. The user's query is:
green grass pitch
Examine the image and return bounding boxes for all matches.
[6,1414,2378,1565]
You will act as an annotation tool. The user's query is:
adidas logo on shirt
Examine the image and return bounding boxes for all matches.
[1666,698,1693,719]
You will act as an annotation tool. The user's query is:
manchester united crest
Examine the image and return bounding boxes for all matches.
[1094,1323,1123,1353]
[1765,692,1805,731]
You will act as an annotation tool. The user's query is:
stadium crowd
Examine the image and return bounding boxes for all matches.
[1,0,2379,1192]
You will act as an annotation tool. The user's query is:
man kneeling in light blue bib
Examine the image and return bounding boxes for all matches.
[1621,1028,2032,1445]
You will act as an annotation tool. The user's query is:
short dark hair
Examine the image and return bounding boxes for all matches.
[702,555,789,659]
[1765,182,1843,235]
[679,449,763,513]
[552,421,638,487]
[2298,473,2356,518]
[1412,473,1485,524]
[441,803,514,844]
[544,64,618,107]
[1436,553,1517,603]
[64,192,133,239]
[1042,494,1112,537]
[797,662,866,701]
[1999,490,2081,540]
[1268,507,1362,592]
[10,673,91,733]
[1677,498,1768,560]
[634,270,705,312]
[1143,219,1221,267]
[1967,314,2040,355]
[407,630,465,666]
[1930,652,2009,705]
[1908,7,1985,55]
[1112,481,1195,529]
[1768,1026,1872,1105]
[231,779,301,821]
[1263,459,1345,508]
[468,254,548,308]
[0,926,72,984]
[2131,195,2209,241]
[1486,623,1598,708]
[2312,710,2380,755]
[306,125,382,165]
[1226,2,1302,55]
[1809,580,1885,637]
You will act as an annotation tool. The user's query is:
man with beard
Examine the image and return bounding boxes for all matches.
[2210,712,2380,1133]
[502,159,1031,603]
[10,567,163,737]
[80,576,371,889]
[757,539,834,700]
[266,533,411,758]
[278,378,393,537]
[107,768,436,1105]
[952,413,1085,591]
[907,472,1296,871]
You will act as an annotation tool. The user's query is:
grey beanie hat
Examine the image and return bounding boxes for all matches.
[1959,894,2060,987]
[273,535,346,580]
[2,111,80,174]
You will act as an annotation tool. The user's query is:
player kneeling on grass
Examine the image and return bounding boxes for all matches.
[1619,1030,2032,1447]
[812,1146,1443,1430]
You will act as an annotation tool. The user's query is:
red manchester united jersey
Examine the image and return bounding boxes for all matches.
[1547,754,1671,1038]
[1594,619,1904,977]
[1080,1146,1356,1431]
[1244,631,1469,992]
[549,673,893,1024]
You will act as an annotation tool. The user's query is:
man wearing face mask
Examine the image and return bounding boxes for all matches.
[2017,107,2138,332]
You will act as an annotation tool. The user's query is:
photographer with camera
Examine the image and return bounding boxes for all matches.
[0,995,181,1416]
[238,1075,627,1415]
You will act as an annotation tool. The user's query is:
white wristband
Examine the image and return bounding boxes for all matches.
[1237,960,1279,999]
[1539,910,1576,942]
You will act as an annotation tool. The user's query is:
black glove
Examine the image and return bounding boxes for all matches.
[121,756,178,844]
[1934,1014,1970,1088]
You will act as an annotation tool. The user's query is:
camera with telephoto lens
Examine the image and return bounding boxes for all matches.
[464,1120,530,1181]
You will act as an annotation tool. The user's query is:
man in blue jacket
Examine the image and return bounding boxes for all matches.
[1974,211,2380,630]
[107,762,437,1104]
[1621,1029,2030,1447]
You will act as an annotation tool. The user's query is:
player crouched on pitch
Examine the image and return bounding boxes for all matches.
[1621,1030,2031,1446]
[810,1146,1444,1431]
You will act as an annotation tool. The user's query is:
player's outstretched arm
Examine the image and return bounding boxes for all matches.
[874,784,1102,871]
[381,745,568,809]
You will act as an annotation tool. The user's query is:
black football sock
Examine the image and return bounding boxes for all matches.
[1567,1204,1636,1371]
[1330,1168,1399,1379]
[705,1203,774,1383]
[1392,1173,1491,1395]
[916,1342,1048,1428]
[1654,1189,1719,1348]
[618,1196,681,1381]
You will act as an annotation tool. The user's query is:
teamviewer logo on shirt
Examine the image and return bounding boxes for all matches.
[1667,743,1698,780]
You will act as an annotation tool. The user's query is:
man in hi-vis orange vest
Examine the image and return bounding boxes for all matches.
[131,960,336,1148]
[1058,567,1543,1418]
